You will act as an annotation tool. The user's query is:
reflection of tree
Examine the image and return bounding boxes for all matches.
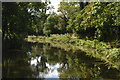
[27,43,49,78]
[30,43,120,79]
[39,56,47,72]
[43,46,61,65]
[57,51,100,78]
[29,43,68,77]
[3,43,46,78]
[3,43,120,78]
[40,44,99,78]
[98,65,120,79]
[3,51,34,78]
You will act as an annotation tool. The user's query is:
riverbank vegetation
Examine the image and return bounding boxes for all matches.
[26,34,120,70]
[2,1,120,70]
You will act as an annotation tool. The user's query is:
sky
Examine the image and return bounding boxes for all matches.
[47,0,61,14]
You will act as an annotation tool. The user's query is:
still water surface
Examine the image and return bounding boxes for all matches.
[3,42,120,79]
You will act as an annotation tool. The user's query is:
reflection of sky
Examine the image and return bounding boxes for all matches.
[45,63,62,78]
[28,55,62,78]
[29,56,41,66]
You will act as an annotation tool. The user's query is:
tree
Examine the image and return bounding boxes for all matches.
[72,2,120,41]
[58,2,89,34]
[43,12,59,36]
[2,2,51,49]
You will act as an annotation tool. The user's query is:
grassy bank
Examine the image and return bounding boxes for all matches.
[26,34,120,70]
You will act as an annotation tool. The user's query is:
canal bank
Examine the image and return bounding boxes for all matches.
[26,34,120,70]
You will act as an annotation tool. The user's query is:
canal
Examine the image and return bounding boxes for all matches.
[2,42,120,79]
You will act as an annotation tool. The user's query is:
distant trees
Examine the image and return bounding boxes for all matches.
[56,2,120,41]
[43,12,59,36]
[40,2,120,42]
[2,2,120,49]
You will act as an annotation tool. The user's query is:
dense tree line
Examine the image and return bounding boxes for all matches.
[43,2,120,42]
[2,2,120,49]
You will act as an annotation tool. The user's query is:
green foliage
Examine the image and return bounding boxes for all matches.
[73,2,120,41]
[3,2,120,49]
[26,34,120,70]
[3,2,120,70]
[2,2,51,49]
[43,12,59,36]
[6,2,118,42]
[43,23,51,36]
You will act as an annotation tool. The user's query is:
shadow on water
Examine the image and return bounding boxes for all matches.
[2,42,120,79]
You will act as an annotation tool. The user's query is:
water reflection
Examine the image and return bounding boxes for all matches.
[3,43,120,79]
[28,55,62,78]
[44,63,62,78]
[28,56,41,66]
